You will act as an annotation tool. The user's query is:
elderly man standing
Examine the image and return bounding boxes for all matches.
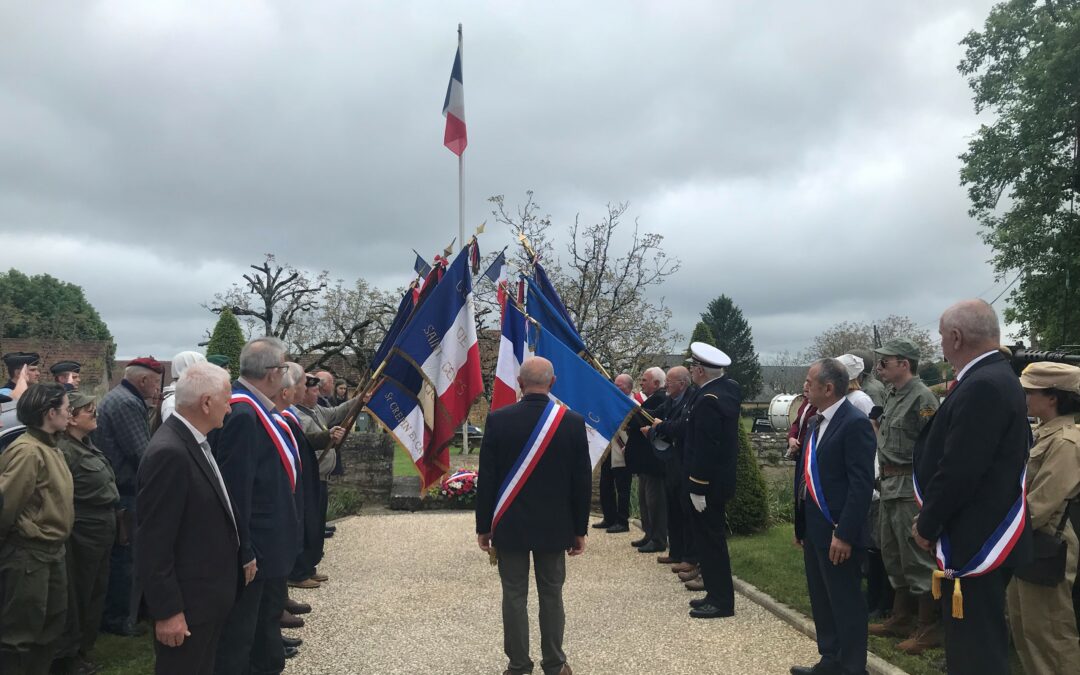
[476,357,591,675]
[868,338,941,653]
[95,356,163,637]
[790,359,876,675]
[136,362,239,675]
[649,366,698,568]
[211,338,300,675]
[594,374,635,534]
[628,367,668,554]
[912,300,1031,675]
[671,343,742,619]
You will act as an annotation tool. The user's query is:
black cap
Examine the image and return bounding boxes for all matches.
[2,352,41,371]
[50,360,81,375]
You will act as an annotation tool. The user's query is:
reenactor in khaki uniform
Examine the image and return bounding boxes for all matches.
[55,391,119,675]
[1007,362,1080,675]
[868,338,941,653]
[0,384,75,675]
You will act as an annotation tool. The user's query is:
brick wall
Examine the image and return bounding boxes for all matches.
[0,338,113,395]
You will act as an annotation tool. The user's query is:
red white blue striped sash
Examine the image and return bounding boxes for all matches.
[230,392,298,492]
[802,422,835,526]
[913,466,1027,579]
[491,400,567,533]
[279,407,304,473]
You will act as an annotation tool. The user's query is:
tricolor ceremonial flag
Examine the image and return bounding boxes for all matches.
[442,31,467,156]
[365,249,483,488]
[370,287,416,370]
[413,251,433,278]
[481,249,509,312]
[491,296,528,411]
[533,260,577,332]
[532,324,637,469]
[525,277,587,355]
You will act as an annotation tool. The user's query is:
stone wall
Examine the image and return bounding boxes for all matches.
[0,338,113,393]
[333,431,394,505]
[749,431,789,466]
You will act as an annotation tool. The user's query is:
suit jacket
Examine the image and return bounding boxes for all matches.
[684,377,742,504]
[208,382,300,579]
[475,394,591,552]
[913,352,1032,568]
[285,414,322,555]
[793,399,876,549]
[625,389,668,476]
[136,416,239,624]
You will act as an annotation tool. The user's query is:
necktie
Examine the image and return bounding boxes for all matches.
[798,415,825,503]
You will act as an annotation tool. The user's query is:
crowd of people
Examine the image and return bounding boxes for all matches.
[0,340,353,675]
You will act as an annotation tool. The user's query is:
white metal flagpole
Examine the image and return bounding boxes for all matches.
[457,23,470,455]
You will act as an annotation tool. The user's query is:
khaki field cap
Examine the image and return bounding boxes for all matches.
[1019,362,1080,393]
[874,337,920,361]
[67,391,96,409]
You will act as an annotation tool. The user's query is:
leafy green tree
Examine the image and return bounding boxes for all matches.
[728,423,769,535]
[206,309,245,379]
[700,295,763,400]
[959,1,1080,347]
[688,321,716,353]
[0,269,114,357]
[918,361,943,386]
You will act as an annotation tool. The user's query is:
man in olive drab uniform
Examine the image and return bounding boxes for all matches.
[667,342,741,619]
[869,337,941,653]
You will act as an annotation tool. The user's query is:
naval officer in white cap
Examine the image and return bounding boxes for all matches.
[679,341,742,619]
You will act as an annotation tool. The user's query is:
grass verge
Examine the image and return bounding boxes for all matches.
[93,633,154,675]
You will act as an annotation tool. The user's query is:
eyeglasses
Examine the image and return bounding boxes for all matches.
[264,364,289,372]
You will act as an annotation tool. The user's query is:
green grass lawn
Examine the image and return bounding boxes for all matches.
[729,523,950,675]
[93,633,154,675]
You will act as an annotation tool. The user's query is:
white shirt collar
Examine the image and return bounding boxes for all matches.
[954,349,998,382]
[819,397,845,422]
[171,411,208,446]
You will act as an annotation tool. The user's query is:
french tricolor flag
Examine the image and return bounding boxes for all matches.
[442,33,467,156]
[491,297,527,411]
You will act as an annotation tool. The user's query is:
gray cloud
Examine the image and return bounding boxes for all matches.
[0,0,1008,358]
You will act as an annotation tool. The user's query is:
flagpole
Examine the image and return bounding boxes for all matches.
[457,22,471,456]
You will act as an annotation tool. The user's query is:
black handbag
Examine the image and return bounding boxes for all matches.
[1013,501,1074,587]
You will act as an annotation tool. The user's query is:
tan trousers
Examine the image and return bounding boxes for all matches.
[1006,528,1080,675]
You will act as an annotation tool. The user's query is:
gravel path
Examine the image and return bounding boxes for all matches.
[284,510,821,674]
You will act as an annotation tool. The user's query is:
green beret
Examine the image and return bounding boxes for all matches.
[875,337,920,361]
[206,354,231,368]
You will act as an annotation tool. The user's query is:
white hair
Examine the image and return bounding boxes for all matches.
[281,362,305,388]
[942,300,1000,345]
[644,366,666,387]
[124,364,157,381]
[175,362,231,407]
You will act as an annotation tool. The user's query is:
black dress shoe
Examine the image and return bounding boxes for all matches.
[282,635,303,648]
[638,540,666,553]
[323,530,334,539]
[284,646,299,659]
[688,602,734,619]
[605,523,629,533]
[285,598,312,615]
[325,524,337,533]
[631,537,649,547]
[789,663,839,675]
[688,597,710,609]
[591,520,612,529]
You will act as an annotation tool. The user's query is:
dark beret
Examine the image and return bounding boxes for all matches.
[2,352,41,369]
[50,361,81,375]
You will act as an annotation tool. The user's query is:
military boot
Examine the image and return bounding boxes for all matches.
[896,593,943,655]
[869,588,917,637]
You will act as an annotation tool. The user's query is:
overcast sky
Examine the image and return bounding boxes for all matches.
[1,0,1009,359]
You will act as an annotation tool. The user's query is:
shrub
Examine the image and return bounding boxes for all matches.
[326,484,364,521]
[727,423,770,534]
[205,308,245,380]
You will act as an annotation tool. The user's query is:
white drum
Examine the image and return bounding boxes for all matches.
[768,393,805,432]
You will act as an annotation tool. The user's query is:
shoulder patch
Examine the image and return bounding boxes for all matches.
[918,406,936,418]
[703,394,718,400]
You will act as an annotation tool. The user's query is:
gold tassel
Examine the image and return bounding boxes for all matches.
[932,570,943,600]
[488,546,499,566]
[951,578,964,619]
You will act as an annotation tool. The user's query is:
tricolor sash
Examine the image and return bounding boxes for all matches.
[491,400,567,533]
[913,466,1027,618]
[279,407,305,474]
[802,422,834,526]
[230,391,298,492]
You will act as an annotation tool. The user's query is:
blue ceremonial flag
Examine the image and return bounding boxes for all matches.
[533,261,577,332]
[532,323,637,468]
[481,249,506,285]
[369,287,415,370]
[525,277,587,355]
[413,251,433,278]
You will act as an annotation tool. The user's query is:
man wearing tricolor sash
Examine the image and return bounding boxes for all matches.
[475,357,590,675]
[911,300,1032,675]
[209,338,301,675]
[790,358,876,675]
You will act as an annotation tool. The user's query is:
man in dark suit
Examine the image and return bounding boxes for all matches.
[476,357,591,675]
[790,358,876,675]
[210,337,300,675]
[627,366,669,553]
[136,362,240,675]
[648,366,696,566]
[912,300,1031,675]
[679,342,742,619]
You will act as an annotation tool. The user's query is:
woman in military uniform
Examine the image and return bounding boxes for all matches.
[1007,362,1080,675]
[0,384,74,675]
[54,391,119,675]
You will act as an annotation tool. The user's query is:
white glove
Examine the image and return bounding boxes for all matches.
[690,494,707,513]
